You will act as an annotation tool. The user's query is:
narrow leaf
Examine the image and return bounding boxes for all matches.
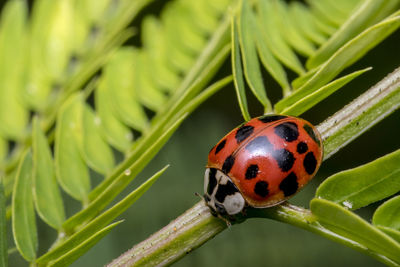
[0,137,7,163]
[12,151,37,261]
[95,72,132,152]
[136,51,167,111]
[316,149,400,210]
[290,2,327,46]
[311,198,400,263]
[238,0,271,111]
[48,221,123,267]
[257,0,304,75]
[275,0,315,57]
[232,17,250,121]
[108,48,149,132]
[307,0,400,69]
[55,95,90,201]
[167,76,233,131]
[62,114,187,233]
[0,178,7,266]
[311,8,337,36]
[38,166,167,264]
[141,17,180,92]
[32,118,65,229]
[376,226,400,244]
[0,0,28,140]
[276,14,400,111]
[81,104,115,175]
[254,15,290,96]
[291,67,319,90]
[373,195,400,231]
[280,67,371,116]
[307,0,346,27]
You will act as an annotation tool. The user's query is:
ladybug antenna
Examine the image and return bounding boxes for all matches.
[194,192,204,201]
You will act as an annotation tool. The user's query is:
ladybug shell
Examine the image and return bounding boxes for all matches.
[207,115,323,208]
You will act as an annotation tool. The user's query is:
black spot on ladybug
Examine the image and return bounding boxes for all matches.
[297,141,308,154]
[303,124,321,146]
[273,149,295,172]
[207,168,217,195]
[222,155,235,174]
[215,180,239,203]
[245,164,259,180]
[245,136,272,154]
[254,181,269,197]
[279,172,298,197]
[258,115,287,123]
[304,152,317,175]
[274,122,299,142]
[235,125,254,143]
[215,139,226,154]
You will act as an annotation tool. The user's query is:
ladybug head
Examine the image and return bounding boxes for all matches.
[203,168,245,216]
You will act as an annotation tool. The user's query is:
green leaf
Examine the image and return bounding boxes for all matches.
[291,67,319,90]
[290,2,327,46]
[255,14,290,96]
[307,0,400,69]
[25,0,58,109]
[373,195,400,232]
[310,198,400,264]
[238,0,271,111]
[48,221,123,267]
[108,48,149,132]
[279,67,371,116]
[95,70,133,152]
[316,149,400,210]
[169,76,233,126]
[0,137,7,163]
[91,46,231,203]
[256,0,304,75]
[12,151,37,261]
[232,17,250,121]
[3,167,17,199]
[0,178,7,266]
[32,118,65,229]
[37,166,167,264]
[311,8,337,36]
[81,104,115,175]
[62,113,187,233]
[141,17,180,92]
[55,94,90,202]
[275,13,400,111]
[307,0,346,27]
[375,226,400,244]
[0,0,28,140]
[275,0,315,57]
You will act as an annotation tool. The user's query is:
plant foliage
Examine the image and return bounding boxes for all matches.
[0,0,233,265]
[229,0,400,265]
[0,0,398,266]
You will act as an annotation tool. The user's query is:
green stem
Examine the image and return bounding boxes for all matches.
[107,66,400,266]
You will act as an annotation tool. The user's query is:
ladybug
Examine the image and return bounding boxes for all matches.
[204,114,323,216]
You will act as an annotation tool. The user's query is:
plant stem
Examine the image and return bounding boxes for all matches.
[107,66,400,266]
[107,201,226,267]
[318,66,400,160]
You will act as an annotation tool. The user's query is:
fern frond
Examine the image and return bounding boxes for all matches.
[233,0,400,118]
[0,0,236,265]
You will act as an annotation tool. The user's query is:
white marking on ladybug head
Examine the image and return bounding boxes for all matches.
[204,168,245,216]
[223,192,245,215]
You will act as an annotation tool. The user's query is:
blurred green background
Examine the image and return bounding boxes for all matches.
[7,1,400,266]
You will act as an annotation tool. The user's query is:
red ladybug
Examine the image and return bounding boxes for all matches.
[204,115,323,216]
